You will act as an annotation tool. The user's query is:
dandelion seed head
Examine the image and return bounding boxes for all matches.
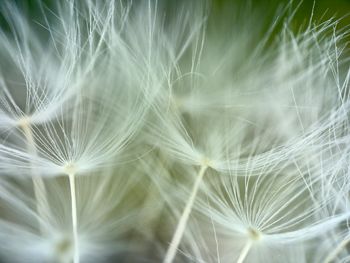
[52,235,74,262]
[247,227,262,241]
[200,156,213,168]
[63,162,78,176]
[17,115,31,129]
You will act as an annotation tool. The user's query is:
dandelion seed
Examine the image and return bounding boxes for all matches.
[0,1,349,263]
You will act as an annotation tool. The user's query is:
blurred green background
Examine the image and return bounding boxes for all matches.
[1,0,350,34]
[3,0,350,24]
[214,0,350,24]
[212,0,350,36]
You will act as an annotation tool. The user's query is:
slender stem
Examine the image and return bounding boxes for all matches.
[324,237,350,263]
[163,165,208,263]
[68,173,79,263]
[237,240,253,263]
[21,122,50,233]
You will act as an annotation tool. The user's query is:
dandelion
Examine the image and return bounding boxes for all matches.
[190,152,350,262]
[0,1,349,263]
[0,1,148,262]
[144,4,350,261]
[0,167,139,263]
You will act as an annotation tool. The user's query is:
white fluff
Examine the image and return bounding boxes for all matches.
[0,1,349,263]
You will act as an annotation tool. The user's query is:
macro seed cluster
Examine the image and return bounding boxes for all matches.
[0,1,349,263]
